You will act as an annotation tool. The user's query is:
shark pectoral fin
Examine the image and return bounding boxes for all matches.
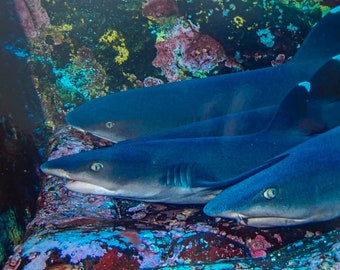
[190,177,225,188]
[205,153,290,189]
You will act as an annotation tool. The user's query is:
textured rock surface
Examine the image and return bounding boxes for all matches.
[3,128,339,269]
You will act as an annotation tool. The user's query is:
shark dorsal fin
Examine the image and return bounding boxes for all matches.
[266,83,310,133]
[267,55,340,134]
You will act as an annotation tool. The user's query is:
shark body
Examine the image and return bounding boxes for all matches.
[66,8,340,142]
[40,55,340,204]
[203,126,340,227]
[130,105,276,141]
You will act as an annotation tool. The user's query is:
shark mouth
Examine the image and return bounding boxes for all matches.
[223,211,308,227]
[65,180,118,196]
[236,215,309,227]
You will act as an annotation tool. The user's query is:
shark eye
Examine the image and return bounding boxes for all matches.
[90,162,104,172]
[105,121,115,128]
[263,187,278,200]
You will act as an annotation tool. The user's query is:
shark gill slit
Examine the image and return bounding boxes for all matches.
[166,164,193,187]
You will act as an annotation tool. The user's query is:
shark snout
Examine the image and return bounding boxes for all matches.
[40,160,54,175]
[40,159,71,179]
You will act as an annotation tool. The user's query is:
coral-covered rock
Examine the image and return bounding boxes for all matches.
[54,46,108,105]
[247,235,272,258]
[3,126,340,269]
[142,0,179,19]
[14,0,50,39]
[143,76,164,87]
[152,19,226,82]
[169,232,249,264]
[93,249,140,270]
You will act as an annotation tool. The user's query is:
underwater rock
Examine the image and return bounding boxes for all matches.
[13,0,50,39]
[93,249,140,270]
[4,128,339,269]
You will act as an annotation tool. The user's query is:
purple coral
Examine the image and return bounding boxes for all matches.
[142,0,179,19]
[179,34,226,75]
[143,76,164,87]
[152,19,226,82]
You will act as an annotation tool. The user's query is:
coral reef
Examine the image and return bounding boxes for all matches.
[152,18,226,81]
[13,0,325,129]
[143,76,164,87]
[257,28,276,48]
[142,0,179,20]
[3,0,339,268]
[99,30,129,65]
[169,232,248,263]
[93,249,140,270]
[271,54,287,66]
[54,46,108,104]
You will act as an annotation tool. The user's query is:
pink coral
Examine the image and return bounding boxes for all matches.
[143,76,164,87]
[180,34,226,74]
[247,235,272,258]
[152,19,225,82]
[153,39,178,81]
[142,0,179,19]
[271,53,286,66]
[14,0,50,39]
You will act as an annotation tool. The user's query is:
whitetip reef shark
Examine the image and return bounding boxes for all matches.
[40,55,340,205]
[130,105,277,140]
[65,7,340,142]
[203,125,340,227]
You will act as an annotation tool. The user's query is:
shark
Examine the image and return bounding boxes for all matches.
[40,55,340,204]
[131,105,276,140]
[203,125,340,227]
[65,7,340,142]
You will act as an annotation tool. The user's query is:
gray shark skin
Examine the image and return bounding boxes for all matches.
[65,7,340,142]
[40,56,340,204]
[203,126,340,227]
[131,105,276,141]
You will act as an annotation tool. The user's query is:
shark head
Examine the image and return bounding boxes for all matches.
[66,101,148,142]
[203,158,321,227]
[40,145,161,198]
[204,118,340,228]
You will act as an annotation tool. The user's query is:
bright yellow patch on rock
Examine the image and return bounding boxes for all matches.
[99,29,129,65]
